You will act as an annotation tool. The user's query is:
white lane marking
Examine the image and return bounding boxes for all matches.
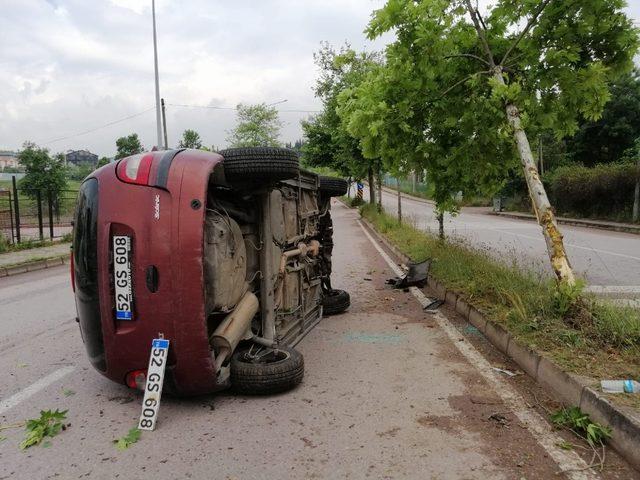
[0,366,75,415]
[584,286,640,294]
[357,220,598,480]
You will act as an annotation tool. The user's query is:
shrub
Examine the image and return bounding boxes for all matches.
[546,162,638,222]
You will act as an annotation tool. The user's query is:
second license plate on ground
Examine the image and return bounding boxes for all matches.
[138,338,170,431]
[113,235,133,320]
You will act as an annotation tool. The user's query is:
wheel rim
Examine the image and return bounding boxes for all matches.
[239,347,291,365]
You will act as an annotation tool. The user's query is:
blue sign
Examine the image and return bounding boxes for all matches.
[116,311,132,320]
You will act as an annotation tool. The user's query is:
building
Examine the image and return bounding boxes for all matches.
[0,151,19,170]
[66,149,98,167]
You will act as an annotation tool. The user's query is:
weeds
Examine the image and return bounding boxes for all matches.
[20,409,68,450]
[551,406,611,447]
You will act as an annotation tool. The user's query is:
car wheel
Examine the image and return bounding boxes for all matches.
[219,147,299,183]
[319,176,348,197]
[322,289,350,316]
[230,346,304,395]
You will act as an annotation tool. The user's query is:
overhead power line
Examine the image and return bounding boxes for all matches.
[40,107,155,145]
[166,103,321,114]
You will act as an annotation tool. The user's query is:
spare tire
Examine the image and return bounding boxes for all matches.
[230,346,304,395]
[319,176,348,197]
[322,289,350,316]
[220,147,299,183]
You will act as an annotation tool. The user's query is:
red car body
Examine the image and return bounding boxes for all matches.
[73,149,224,395]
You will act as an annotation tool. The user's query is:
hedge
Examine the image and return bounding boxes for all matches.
[545,162,639,222]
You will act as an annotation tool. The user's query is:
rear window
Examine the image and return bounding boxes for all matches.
[73,178,106,371]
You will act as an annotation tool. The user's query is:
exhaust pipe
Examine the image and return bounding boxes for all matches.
[211,291,259,370]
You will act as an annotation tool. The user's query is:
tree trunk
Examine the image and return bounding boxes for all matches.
[397,177,402,224]
[633,156,640,223]
[377,170,383,213]
[412,171,416,193]
[368,167,375,205]
[503,92,575,284]
[437,212,444,240]
[347,176,352,199]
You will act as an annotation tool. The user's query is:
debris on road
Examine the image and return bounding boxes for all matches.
[491,367,521,377]
[423,299,444,313]
[386,259,431,289]
[488,413,510,427]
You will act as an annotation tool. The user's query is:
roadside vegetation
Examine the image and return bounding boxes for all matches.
[359,203,640,387]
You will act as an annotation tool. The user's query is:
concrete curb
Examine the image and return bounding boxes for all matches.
[491,211,640,235]
[0,254,68,278]
[359,215,640,471]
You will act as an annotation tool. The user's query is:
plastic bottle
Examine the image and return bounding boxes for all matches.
[601,380,640,394]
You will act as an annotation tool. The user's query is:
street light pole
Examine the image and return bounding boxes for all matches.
[152,0,163,150]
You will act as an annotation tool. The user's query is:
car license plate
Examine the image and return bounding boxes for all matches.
[113,235,133,320]
[138,338,169,431]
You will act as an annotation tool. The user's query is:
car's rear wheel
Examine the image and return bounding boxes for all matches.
[319,176,348,197]
[322,289,350,316]
[230,346,304,395]
[219,147,299,183]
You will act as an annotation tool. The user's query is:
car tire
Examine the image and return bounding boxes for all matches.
[219,147,300,183]
[319,176,348,197]
[322,289,350,316]
[230,346,304,395]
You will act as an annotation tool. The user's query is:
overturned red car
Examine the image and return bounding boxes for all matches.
[71,147,349,396]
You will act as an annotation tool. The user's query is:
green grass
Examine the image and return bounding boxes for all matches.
[360,203,640,384]
[0,234,72,254]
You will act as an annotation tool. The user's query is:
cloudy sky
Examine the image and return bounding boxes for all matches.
[1,1,638,157]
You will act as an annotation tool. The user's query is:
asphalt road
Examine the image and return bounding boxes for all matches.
[359,186,640,287]
[0,201,637,479]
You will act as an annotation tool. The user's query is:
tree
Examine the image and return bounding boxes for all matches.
[115,133,143,160]
[365,0,638,284]
[96,157,110,169]
[18,142,67,202]
[302,43,382,204]
[178,129,203,149]
[567,70,640,166]
[226,103,282,147]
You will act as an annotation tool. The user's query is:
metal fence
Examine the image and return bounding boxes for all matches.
[0,179,76,243]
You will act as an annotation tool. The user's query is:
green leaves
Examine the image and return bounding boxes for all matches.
[114,427,141,451]
[19,409,68,450]
[226,103,282,148]
[551,406,611,446]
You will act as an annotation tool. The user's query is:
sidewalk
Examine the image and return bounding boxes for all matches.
[0,242,71,276]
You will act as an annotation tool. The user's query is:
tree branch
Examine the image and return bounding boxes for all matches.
[439,71,492,99]
[500,0,554,66]
[444,54,491,67]
[462,0,496,68]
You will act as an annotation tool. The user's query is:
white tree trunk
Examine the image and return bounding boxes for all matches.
[498,72,575,284]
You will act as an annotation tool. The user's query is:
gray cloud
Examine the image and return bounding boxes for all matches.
[0,0,638,157]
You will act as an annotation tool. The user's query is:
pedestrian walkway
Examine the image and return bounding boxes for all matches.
[0,242,71,268]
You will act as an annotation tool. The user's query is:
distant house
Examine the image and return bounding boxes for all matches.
[66,149,98,167]
[0,150,19,170]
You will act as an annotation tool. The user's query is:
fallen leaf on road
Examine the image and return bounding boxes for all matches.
[114,427,141,451]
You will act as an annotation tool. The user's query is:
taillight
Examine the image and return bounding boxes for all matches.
[125,370,147,390]
[116,153,153,185]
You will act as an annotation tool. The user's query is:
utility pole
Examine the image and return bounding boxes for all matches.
[161,98,168,149]
[152,0,163,150]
